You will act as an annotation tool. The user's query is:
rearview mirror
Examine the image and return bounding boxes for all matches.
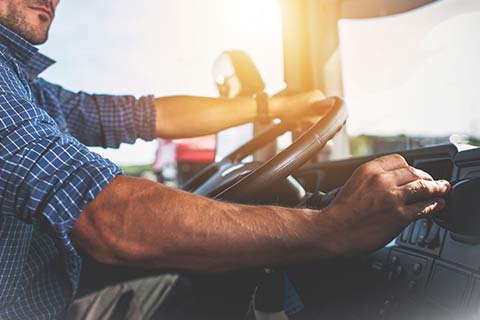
[212,50,265,98]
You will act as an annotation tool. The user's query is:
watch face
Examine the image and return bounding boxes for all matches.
[256,92,271,124]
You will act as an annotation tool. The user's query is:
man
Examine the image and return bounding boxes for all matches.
[0,0,450,319]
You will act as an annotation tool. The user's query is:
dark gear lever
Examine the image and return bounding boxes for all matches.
[434,177,480,236]
[305,187,342,210]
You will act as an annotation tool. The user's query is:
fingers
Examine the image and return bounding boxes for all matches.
[310,96,335,116]
[400,179,450,204]
[373,154,409,172]
[410,167,434,181]
[390,166,434,186]
[403,198,446,220]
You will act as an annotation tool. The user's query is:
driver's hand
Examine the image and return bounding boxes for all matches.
[324,154,450,256]
[270,90,327,122]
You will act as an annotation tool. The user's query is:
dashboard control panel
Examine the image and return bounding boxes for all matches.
[366,146,480,319]
[297,144,480,319]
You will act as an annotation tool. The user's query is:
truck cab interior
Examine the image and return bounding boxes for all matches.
[77,0,480,319]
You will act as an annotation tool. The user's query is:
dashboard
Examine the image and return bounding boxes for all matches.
[77,143,480,319]
[294,144,480,320]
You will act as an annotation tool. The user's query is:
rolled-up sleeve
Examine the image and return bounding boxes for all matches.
[30,78,157,148]
[0,92,122,256]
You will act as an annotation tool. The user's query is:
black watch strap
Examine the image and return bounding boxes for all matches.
[255,92,271,124]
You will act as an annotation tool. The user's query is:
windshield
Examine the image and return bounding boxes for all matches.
[339,0,480,154]
[41,0,284,166]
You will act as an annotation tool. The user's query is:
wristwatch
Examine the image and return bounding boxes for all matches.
[255,92,272,124]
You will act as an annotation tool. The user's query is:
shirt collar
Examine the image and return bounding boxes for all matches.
[0,23,55,77]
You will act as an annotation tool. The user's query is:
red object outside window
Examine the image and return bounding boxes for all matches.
[175,135,216,163]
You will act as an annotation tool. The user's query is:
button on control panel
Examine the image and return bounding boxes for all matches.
[397,219,446,255]
[387,249,433,295]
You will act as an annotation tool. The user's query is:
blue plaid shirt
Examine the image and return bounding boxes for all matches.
[0,24,157,319]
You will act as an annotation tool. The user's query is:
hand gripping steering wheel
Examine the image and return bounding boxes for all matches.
[185,96,348,204]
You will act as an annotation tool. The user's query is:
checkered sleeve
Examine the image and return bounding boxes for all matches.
[30,78,157,148]
[0,91,123,257]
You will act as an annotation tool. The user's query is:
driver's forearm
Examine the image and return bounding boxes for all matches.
[155,96,256,139]
[71,176,337,272]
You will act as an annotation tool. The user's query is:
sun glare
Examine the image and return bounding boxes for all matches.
[43,0,285,165]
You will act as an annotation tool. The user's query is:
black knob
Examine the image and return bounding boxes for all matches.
[434,178,480,236]
[408,280,416,290]
[413,263,423,275]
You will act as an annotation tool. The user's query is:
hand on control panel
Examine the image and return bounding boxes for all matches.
[324,154,450,255]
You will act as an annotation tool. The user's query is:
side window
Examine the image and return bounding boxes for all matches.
[41,0,284,166]
[339,0,480,156]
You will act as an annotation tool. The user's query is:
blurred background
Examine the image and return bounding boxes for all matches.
[40,0,285,178]
[39,0,480,182]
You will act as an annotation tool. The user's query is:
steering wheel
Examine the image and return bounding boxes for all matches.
[182,96,348,317]
[184,96,348,204]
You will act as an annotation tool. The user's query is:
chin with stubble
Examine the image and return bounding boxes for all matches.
[0,0,57,45]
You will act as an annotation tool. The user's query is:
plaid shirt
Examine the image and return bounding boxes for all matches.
[0,24,157,319]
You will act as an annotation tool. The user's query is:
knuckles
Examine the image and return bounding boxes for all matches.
[370,173,389,187]
[408,166,422,179]
[385,153,403,160]
[376,154,408,167]
[356,162,378,177]
[411,179,442,195]
[413,179,428,192]
[410,166,433,181]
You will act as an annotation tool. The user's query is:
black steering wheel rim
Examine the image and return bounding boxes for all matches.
[180,121,297,193]
[214,96,348,203]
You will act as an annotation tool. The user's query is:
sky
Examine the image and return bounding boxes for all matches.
[39,0,284,165]
[37,0,480,165]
